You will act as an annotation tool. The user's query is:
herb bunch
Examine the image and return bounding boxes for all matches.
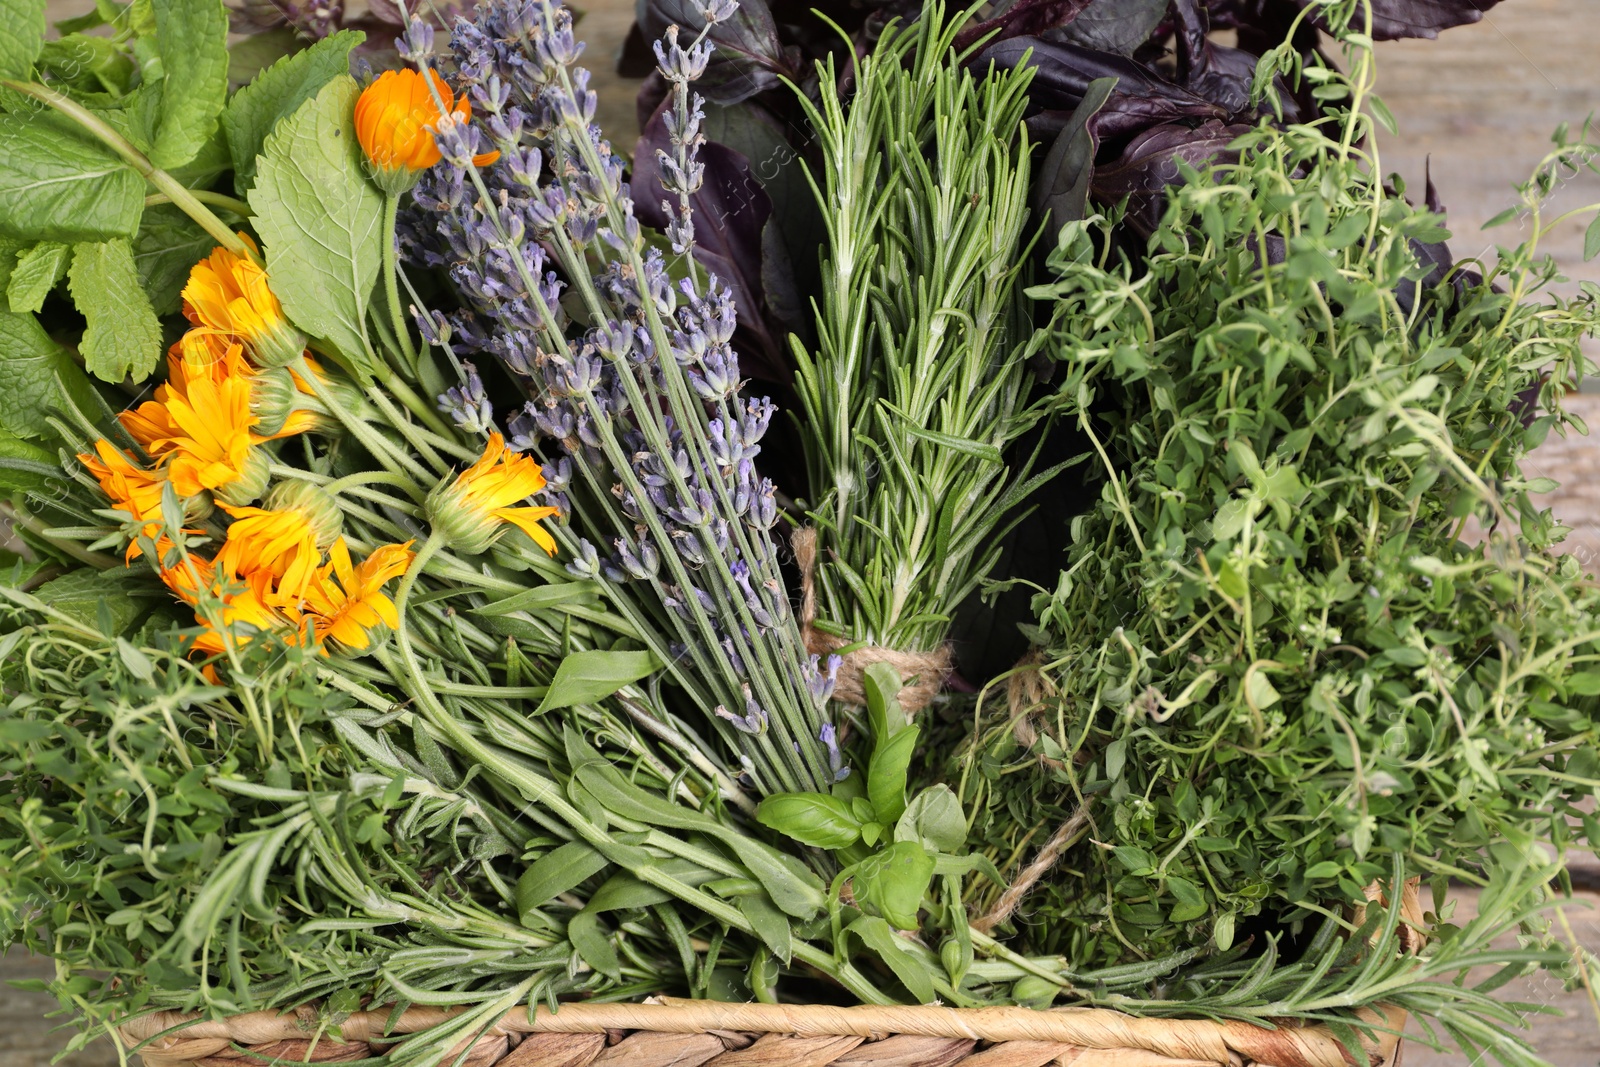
[792,5,1054,660]
[957,9,1600,1003]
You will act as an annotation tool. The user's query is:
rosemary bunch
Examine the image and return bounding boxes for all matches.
[791,5,1054,656]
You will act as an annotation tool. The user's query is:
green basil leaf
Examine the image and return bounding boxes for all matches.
[755,792,861,850]
[894,784,966,854]
[867,723,919,826]
[863,660,906,743]
[853,839,934,931]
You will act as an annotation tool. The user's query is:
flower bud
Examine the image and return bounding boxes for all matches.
[263,479,344,550]
[213,447,272,507]
[250,366,298,436]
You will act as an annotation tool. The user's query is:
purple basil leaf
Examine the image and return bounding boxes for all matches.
[632,103,790,386]
[1045,0,1169,56]
[951,0,1097,52]
[1091,120,1253,234]
[1171,0,1303,122]
[635,0,795,105]
[980,36,1230,140]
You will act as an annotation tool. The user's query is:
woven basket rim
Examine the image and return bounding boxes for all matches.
[116,996,1410,1067]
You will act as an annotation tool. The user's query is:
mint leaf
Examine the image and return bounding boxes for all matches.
[0,0,46,78]
[148,0,229,170]
[249,75,382,369]
[0,311,97,439]
[222,30,363,191]
[6,241,70,314]
[69,239,162,382]
[0,112,144,242]
[133,204,213,316]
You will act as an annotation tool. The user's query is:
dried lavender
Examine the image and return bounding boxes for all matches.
[402,0,841,795]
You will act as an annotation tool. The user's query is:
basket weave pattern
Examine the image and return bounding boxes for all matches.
[119,999,1408,1067]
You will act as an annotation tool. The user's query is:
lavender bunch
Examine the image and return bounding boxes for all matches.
[402,0,843,796]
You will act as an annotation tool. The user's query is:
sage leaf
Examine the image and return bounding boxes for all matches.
[515,841,608,925]
[535,648,661,713]
[0,112,143,242]
[755,792,861,850]
[0,0,46,78]
[148,0,229,169]
[249,75,382,370]
[6,241,70,314]
[69,239,162,382]
[221,31,364,191]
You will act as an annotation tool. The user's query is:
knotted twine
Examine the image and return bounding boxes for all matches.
[792,527,952,714]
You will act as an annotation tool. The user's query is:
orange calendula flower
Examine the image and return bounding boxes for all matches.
[425,432,559,556]
[77,440,172,561]
[183,237,307,367]
[159,553,301,659]
[135,370,267,505]
[354,69,499,193]
[302,539,416,651]
[216,504,324,601]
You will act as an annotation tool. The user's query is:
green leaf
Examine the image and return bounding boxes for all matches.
[846,914,936,1003]
[221,31,363,191]
[515,841,608,925]
[471,580,603,617]
[867,723,919,826]
[864,660,907,742]
[0,0,46,79]
[68,239,162,382]
[0,428,59,490]
[6,241,70,314]
[736,892,793,964]
[132,204,213,316]
[147,0,228,169]
[853,840,935,931]
[756,792,861,850]
[0,112,144,243]
[535,648,661,713]
[0,310,98,440]
[1586,216,1600,263]
[894,785,966,853]
[248,75,382,368]
[31,568,143,634]
[565,909,620,979]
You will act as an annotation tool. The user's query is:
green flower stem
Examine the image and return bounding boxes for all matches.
[363,384,448,472]
[375,369,461,444]
[1,80,253,261]
[143,190,253,216]
[380,194,420,371]
[289,355,434,483]
[321,468,427,503]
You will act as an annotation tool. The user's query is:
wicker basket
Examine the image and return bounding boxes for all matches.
[118,998,1412,1067]
[116,873,1425,1067]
